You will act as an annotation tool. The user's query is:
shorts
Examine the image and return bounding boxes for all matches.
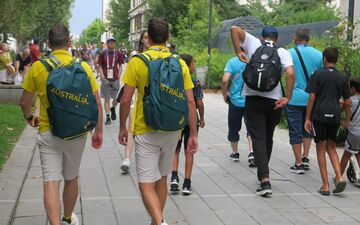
[176,125,199,152]
[286,105,313,144]
[228,101,249,142]
[37,131,87,182]
[135,131,180,182]
[100,79,120,99]
[345,132,360,154]
[312,120,340,144]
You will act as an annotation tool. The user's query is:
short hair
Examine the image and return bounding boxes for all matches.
[294,28,310,42]
[323,47,338,64]
[33,38,40,44]
[22,47,30,54]
[180,54,193,67]
[48,23,70,49]
[147,18,169,44]
[350,76,360,93]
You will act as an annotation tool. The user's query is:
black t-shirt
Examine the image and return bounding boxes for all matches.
[16,54,31,71]
[305,67,350,123]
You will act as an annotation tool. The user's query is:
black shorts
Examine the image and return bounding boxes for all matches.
[312,120,340,143]
[176,125,199,152]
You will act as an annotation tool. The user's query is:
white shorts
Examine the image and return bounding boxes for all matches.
[37,131,87,182]
[135,131,181,182]
[345,132,360,154]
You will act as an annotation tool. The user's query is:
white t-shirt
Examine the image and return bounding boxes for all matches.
[241,32,293,100]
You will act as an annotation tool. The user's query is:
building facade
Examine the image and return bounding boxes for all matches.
[128,0,147,50]
[101,0,111,43]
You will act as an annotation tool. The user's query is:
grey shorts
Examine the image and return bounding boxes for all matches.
[345,132,360,154]
[37,131,87,182]
[135,131,181,183]
[100,79,120,99]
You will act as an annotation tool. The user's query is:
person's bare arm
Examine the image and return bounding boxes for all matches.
[197,99,205,128]
[275,65,295,109]
[304,93,315,133]
[119,85,135,145]
[91,91,103,149]
[19,90,39,127]
[15,60,20,74]
[185,89,198,153]
[221,72,231,103]
[230,26,248,63]
[342,98,352,129]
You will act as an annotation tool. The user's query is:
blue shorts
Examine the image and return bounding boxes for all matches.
[286,105,313,145]
[228,101,249,142]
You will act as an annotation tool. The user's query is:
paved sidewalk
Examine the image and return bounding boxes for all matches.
[1,93,360,225]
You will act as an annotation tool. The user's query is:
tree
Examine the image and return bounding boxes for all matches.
[145,0,191,37]
[214,0,250,20]
[78,19,106,45]
[108,0,131,44]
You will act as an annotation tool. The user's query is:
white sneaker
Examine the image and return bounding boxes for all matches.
[61,213,79,225]
[121,159,130,172]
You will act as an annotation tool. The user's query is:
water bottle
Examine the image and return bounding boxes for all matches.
[15,73,23,85]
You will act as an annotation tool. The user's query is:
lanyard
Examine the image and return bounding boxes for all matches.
[106,50,116,69]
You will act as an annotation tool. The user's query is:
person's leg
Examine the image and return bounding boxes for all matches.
[264,100,282,164]
[122,109,134,172]
[63,177,78,218]
[155,176,168,211]
[104,97,111,124]
[245,96,268,182]
[43,181,62,225]
[316,141,330,191]
[340,150,352,176]
[139,182,163,225]
[327,140,343,182]
[228,102,242,161]
[286,105,304,165]
[303,138,312,157]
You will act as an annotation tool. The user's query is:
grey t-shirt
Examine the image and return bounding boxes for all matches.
[349,95,360,135]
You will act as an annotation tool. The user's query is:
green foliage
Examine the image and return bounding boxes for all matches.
[247,0,337,26]
[78,19,106,46]
[213,0,250,20]
[0,0,74,45]
[0,104,26,170]
[174,0,220,53]
[109,0,131,44]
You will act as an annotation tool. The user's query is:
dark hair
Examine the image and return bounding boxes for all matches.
[48,23,70,49]
[294,28,310,42]
[33,37,40,44]
[180,54,193,67]
[350,77,360,93]
[323,47,339,64]
[138,30,148,53]
[147,18,169,44]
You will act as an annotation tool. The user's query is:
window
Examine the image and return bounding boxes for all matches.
[135,14,142,32]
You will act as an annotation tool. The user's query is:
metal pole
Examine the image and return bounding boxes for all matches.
[207,0,213,89]
[347,0,355,42]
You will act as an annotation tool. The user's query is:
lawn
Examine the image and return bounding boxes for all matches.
[0,104,26,170]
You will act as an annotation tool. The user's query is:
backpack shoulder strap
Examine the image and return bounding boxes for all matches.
[294,47,309,82]
[134,53,153,66]
[350,100,360,121]
[39,57,54,72]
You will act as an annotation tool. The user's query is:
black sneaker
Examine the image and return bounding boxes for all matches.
[248,152,256,167]
[110,107,116,120]
[302,156,310,170]
[290,163,305,174]
[170,177,180,193]
[229,152,239,162]
[182,182,193,196]
[256,181,272,197]
[105,117,111,125]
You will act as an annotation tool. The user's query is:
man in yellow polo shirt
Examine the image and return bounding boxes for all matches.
[119,18,198,225]
[20,24,103,225]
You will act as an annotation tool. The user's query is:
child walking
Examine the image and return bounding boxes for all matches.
[340,77,360,178]
[304,47,351,195]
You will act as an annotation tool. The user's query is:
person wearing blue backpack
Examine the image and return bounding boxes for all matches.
[119,18,198,225]
[20,23,103,225]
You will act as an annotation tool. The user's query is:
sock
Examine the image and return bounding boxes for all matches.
[106,114,110,118]
[184,178,191,185]
[62,216,72,223]
[172,171,178,178]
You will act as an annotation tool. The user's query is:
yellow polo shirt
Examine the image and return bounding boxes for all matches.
[22,49,99,133]
[122,46,194,135]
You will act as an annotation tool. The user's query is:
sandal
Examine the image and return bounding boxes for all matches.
[318,187,330,196]
[333,180,346,194]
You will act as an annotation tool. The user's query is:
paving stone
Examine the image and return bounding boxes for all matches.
[307,207,357,223]
[12,216,46,225]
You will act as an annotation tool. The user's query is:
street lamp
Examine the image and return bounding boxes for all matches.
[207,0,213,89]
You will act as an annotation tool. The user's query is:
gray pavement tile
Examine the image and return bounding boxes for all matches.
[201,196,240,211]
[116,212,150,225]
[214,210,258,225]
[339,207,360,222]
[307,207,357,223]
[81,199,115,214]
[262,194,302,209]
[290,194,333,208]
[12,215,46,225]
[181,211,224,225]
[0,202,14,217]
[277,208,324,224]
[15,201,46,217]
[83,213,118,225]
[79,184,110,198]
[171,196,213,213]
[18,186,43,200]
[112,198,146,213]
[0,217,9,225]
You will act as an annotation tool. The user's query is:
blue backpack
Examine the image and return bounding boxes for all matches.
[40,56,98,140]
[136,52,188,131]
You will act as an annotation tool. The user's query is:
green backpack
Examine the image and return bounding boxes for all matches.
[136,52,188,131]
[40,56,98,140]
